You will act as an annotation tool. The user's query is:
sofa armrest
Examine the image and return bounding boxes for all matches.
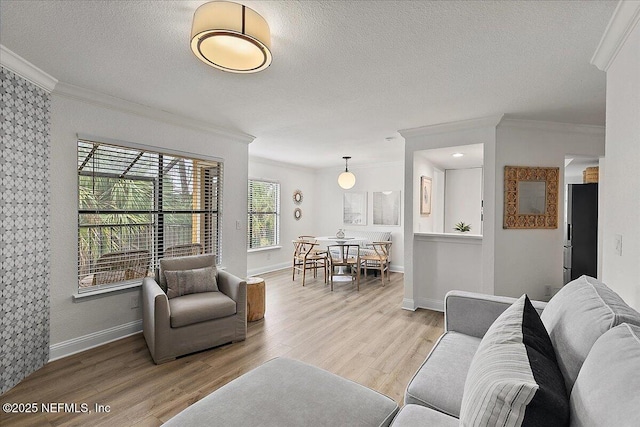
[445,290,547,338]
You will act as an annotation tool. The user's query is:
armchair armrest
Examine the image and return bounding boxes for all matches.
[217,270,246,302]
[445,290,547,338]
[216,270,247,340]
[142,277,171,354]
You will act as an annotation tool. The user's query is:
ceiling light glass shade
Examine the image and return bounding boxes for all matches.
[338,156,356,189]
[191,1,272,73]
[338,171,356,189]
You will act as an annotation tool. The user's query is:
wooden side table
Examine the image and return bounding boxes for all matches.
[246,277,266,322]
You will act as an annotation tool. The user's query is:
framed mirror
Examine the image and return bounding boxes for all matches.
[294,208,302,220]
[503,166,559,229]
[293,190,303,204]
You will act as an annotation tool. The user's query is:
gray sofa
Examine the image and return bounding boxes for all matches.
[164,276,640,426]
[142,254,247,364]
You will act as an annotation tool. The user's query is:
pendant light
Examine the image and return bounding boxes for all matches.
[338,156,356,189]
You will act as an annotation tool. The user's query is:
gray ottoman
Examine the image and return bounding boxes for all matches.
[164,357,399,426]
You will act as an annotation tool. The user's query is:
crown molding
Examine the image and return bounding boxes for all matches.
[498,118,605,136]
[0,45,58,92]
[591,0,640,71]
[399,115,504,139]
[54,81,255,145]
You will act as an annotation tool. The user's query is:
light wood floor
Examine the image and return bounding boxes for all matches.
[1,269,443,426]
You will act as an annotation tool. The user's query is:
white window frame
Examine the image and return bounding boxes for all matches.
[247,178,280,251]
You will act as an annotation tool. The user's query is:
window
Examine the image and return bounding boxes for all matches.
[77,138,222,292]
[247,179,280,249]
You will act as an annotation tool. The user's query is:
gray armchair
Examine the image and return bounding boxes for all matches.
[142,254,247,364]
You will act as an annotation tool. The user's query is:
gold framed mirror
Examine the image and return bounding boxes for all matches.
[503,166,559,229]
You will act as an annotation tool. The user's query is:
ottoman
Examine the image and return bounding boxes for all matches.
[164,357,399,426]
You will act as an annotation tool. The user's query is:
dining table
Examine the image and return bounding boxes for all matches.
[314,236,368,282]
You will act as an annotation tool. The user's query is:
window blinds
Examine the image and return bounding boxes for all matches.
[77,139,223,291]
[247,179,280,249]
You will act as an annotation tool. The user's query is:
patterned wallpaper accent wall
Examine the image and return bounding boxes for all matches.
[0,67,51,393]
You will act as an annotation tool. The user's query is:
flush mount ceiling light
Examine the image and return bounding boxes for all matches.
[338,156,356,190]
[190,1,272,73]
[452,152,464,158]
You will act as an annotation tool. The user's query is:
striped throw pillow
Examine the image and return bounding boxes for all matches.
[460,294,569,427]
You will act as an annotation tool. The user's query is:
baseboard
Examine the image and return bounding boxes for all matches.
[249,263,404,277]
[247,262,290,277]
[414,297,444,312]
[390,264,404,273]
[49,320,142,362]
[402,298,416,311]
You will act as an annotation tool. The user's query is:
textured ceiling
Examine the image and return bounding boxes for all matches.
[0,1,615,169]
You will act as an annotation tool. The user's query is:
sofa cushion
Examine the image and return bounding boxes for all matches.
[540,275,640,392]
[569,323,640,427]
[169,291,236,328]
[460,295,569,427]
[163,357,399,427]
[164,265,218,299]
[391,404,458,427]
[405,331,481,417]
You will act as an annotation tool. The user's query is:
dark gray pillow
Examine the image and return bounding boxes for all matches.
[460,294,569,427]
[164,266,217,299]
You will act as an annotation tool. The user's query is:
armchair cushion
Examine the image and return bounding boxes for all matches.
[164,265,218,299]
[169,292,236,328]
[158,253,216,293]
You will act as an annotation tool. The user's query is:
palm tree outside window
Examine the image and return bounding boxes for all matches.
[77,139,222,291]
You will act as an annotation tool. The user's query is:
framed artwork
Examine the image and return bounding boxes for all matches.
[373,191,401,226]
[503,166,559,229]
[343,192,367,225]
[420,176,432,216]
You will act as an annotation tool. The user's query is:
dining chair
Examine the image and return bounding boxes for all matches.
[327,244,361,291]
[298,235,328,256]
[292,239,327,286]
[360,241,392,286]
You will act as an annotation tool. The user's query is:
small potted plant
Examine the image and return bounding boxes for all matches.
[454,221,471,233]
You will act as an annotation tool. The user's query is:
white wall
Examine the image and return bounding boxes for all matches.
[49,86,251,347]
[247,157,318,276]
[315,161,405,271]
[494,121,605,301]
[596,6,640,311]
[401,116,501,310]
[444,168,483,233]
[413,233,483,311]
[413,154,444,233]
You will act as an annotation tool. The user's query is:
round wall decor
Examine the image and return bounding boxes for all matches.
[293,190,303,204]
[294,208,302,220]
